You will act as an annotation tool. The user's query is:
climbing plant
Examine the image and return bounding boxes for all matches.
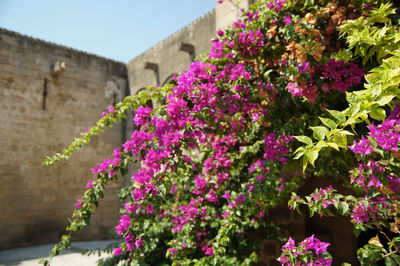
[41,0,400,265]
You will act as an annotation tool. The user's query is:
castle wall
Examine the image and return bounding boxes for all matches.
[0,28,128,250]
[216,0,255,30]
[127,10,216,98]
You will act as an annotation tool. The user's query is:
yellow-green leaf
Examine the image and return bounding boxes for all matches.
[327,142,340,151]
[310,126,329,141]
[332,133,348,149]
[305,150,318,167]
[294,135,313,145]
[319,117,337,129]
[370,108,386,121]
[327,109,346,123]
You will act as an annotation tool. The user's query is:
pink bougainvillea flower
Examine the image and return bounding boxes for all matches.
[313,240,330,255]
[113,247,123,256]
[287,82,302,97]
[74,198,82,209]
[284,15,292,25]
[321,83,330,93]
[205,247,214,256]
[107,105,115,113]
[282,237,296,250]
[206,189,219,203]
[86,180,93,189]
[297,62,309,73]
[126,242,135,251]
[135,237,144,248]
[222,192,231,200]
[134,106,153,127]
[348,136,375,156]
[235,193,246,204]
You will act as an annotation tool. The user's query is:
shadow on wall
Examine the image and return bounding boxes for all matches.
[300,177,358,265]
[162,73,177,87]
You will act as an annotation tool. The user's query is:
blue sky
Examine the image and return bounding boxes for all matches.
[0,0,216,63]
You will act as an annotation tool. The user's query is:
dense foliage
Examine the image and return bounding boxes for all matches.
[41,0,400,265]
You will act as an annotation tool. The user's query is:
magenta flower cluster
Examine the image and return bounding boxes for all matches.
[267,0,286,12]
[277,235,331,265]
[93,27,298,253]
[310,186,335,209]
[210,28,264,59]
[288,59,364,103]
[368,121,400,152]
[348,136,375,156]
[101,105,116,118]
[263,133,294,163]
[347,106,400,225]
[347,160,399,224]
[318,59,364,93]
[91,148,122,177]
[349,160,386,191]
[351,199,378,223]
[349,105,400,154]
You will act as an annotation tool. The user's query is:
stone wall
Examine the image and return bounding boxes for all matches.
[0,28,128,250]
[216,0,256,30]
[127,10,216,99]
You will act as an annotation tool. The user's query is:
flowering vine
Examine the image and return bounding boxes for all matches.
[41,0,400,265]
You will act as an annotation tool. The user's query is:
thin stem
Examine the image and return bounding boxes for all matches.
[380,230,392,244]
[380,249,399,261]
[127,251,134,265]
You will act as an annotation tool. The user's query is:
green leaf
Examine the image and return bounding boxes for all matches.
[158,184,166,196]
[333,49,353,62]
[377,95,395,106]
[340,130,354,136]
[390,254,400,265]
[370,108,386,121]
[319,117,337,129]
[337,202,349,215]
[143,219,150,230]
[309,206,315,217]
[346,92,362,105]
[305,150,318,167]
[327,109,346,123]
[303,156,308,172]
[294,135,313,145]
[332,132,348,149]
[315,141,328,149]
[327,142,339,150]
[310,126,329,141]
[263,69,274,81]
[293,147,305,160]
[348,103,361,118]
[385,257,397,266]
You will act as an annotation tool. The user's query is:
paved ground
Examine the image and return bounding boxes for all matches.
[0,240,117,266]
